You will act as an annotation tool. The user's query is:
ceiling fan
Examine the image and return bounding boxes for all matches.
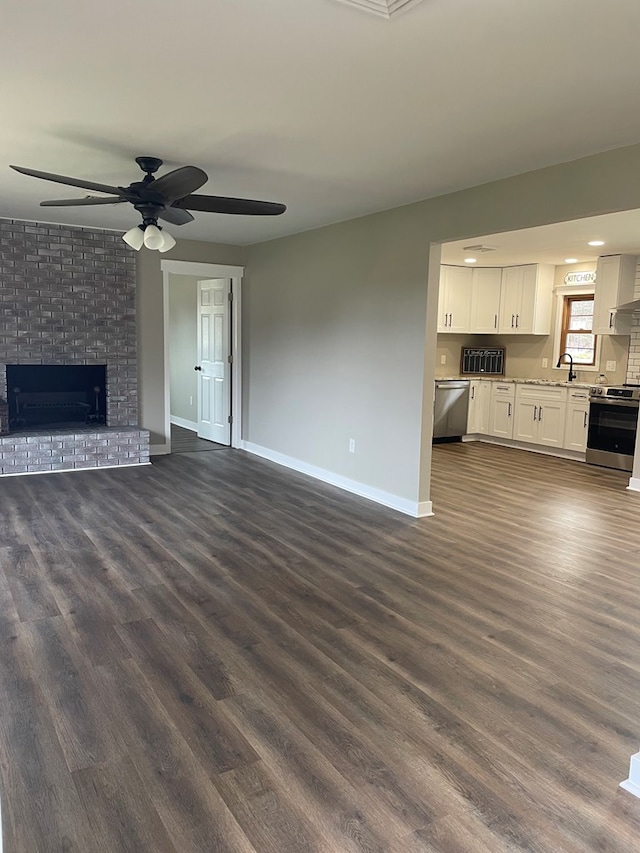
[10,156,287,251]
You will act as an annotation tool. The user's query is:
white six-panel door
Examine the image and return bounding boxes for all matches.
[197,278,231,445]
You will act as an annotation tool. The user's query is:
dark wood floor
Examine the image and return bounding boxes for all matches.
[170,422,228,453]
[1,442,640,852]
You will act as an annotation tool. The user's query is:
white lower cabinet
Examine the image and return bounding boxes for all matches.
[488,382,515,439]
[513,385,567,448]
[467,380,491,434]
[564,388,590,452]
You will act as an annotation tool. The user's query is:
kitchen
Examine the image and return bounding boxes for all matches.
[433,209,640,477]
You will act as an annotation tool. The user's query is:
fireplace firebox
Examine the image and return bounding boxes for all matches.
[6,365,107,430]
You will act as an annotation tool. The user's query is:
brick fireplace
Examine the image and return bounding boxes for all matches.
[0,217,149,474]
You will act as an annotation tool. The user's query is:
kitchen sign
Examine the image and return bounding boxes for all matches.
[564,270,596,285]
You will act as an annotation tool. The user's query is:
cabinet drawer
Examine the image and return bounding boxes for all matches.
[568,389,590,402]
[516,384,567,403]
[492,382,515,398]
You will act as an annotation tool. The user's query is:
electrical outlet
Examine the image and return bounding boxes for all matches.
[606,360,616,372]
[348,438,356,454]
[189,395,193,406]
[541,358,548,368]
[440,355,446,364]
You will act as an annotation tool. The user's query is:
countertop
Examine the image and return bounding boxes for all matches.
[436,376,598,389]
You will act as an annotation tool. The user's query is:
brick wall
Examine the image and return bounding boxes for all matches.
[0,218,137,425]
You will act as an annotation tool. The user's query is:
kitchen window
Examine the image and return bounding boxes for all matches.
[559,294,597,366]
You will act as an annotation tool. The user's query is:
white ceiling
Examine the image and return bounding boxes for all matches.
[3,0,640,245]
[440,209,640,267]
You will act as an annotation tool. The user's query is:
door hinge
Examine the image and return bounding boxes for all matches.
[227,354,233,364]
[228,415,233,424]
[228,291,233,302]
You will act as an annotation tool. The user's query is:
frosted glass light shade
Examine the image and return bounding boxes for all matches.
[158,231,176,253]
[122,226,144,250]
[143,224,164,250]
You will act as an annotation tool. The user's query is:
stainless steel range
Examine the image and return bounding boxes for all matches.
[587,385,640,472]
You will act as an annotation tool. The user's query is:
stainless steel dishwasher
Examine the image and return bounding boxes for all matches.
[433,380,470,442]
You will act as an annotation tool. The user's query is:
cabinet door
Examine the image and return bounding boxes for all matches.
[564,401,589,451]
[515,265,538,334]
[489,397,514,438]
[498,267,521,333]
[467,381,480,433]
[593,255,636,335]
[437,266,451,333]
[477,381,491,434]
[536,400,566,447]
[470,268,501,333]
[467,381,491,434]
[445,266,472,333]
[513,399,537,442]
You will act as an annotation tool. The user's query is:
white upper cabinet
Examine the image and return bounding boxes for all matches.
[439,264,554,335]
[593,254,636,335]
[470,268,502,334]
[498,264,554,335]
[438,265,472,333]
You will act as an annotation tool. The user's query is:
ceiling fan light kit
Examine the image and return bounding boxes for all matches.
[10,155,286,252]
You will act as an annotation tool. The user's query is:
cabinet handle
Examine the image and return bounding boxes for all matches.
[494,314,497,329]
[516,313,520,328]
[449,313,452,327]
[508,402,512,417]
[583,412,587,428]
[471,386,475,400]
[511,314,515,328]
[539,406,543,421]
[609,312,614,329]
[533,405,538,421]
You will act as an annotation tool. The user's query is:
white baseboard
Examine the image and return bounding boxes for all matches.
[150,443,170,456]
[627,477,640,492]
[240,441,429,518]
[463,434,586,462]
[170,416,198,432]
[620,752,640,798]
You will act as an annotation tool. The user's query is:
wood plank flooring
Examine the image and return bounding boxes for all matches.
[1,442,640,851]
[170,423,228,453]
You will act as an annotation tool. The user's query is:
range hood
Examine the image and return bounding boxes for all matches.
[613,298,640,313]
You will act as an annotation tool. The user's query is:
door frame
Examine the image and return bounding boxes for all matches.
[161,260,244,452]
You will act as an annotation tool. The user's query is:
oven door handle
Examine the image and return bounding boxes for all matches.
[589,398,640,409]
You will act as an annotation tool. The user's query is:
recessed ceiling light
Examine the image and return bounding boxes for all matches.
[564,258,578,264]
[464,257,477,264]
[588,240,605,247]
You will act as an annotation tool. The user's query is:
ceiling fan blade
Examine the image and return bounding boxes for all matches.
[148,166,208,203]
[173,194,286,216]
[10,165,123,196]
[157,206,194,226]
[39,196,126,207]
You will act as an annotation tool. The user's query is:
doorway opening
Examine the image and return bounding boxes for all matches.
[161,260,244,455]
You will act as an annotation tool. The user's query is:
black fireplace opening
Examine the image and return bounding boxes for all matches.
[6,365,107,430]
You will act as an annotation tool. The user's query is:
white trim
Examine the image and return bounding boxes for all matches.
[627,477,640,492]
[620,752,640,798]
[162,261,244,454]
[170,416,198,431]
[241,440,427,517]
[160,260,244,278]
[463,433,586,462]
[552,284,601,373]
[0,462,151,478]
[150,443,170,455]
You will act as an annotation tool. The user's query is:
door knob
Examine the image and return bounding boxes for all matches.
[194,365,202,371]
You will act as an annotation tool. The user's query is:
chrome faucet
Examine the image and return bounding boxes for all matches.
[556,352,577,382]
